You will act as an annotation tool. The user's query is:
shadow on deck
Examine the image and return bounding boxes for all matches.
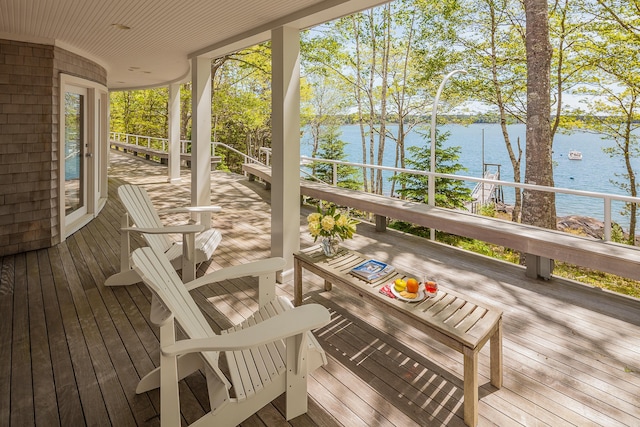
[1,151,639,426]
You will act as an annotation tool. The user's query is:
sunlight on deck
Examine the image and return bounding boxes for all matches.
[1,151,639,426]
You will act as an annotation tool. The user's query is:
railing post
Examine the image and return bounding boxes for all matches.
[256,147,271,165]
[604,197,612,241]
[333,163,338,186]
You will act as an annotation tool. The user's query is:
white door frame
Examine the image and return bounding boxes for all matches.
[59,74,108,239]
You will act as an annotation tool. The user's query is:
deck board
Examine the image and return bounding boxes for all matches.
[27,250,58,427]
[0,256,13,427]
[42,247,89,427]
[11,253,34,427]
[1,151,639,426]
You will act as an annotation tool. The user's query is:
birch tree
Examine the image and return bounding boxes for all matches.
[459,0,527,221]
[302,0,461,196]
[573,0,640,243]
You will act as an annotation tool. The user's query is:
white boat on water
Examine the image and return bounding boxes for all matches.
[568,150,582,160]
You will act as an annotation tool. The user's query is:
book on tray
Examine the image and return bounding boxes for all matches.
[350,259,395,282]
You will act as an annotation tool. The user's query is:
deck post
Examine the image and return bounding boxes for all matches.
[525,253,554,280]
[191,56,212,228]
[168,83,181,184]
[271,26,301,282]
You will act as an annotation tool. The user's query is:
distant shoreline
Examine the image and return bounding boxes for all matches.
[321,114,639,127]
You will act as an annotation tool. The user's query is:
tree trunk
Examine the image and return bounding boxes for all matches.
[488,0,523,222]
[352,15,369,193]
[624,96,637,244]
[180,83,191,140]
[367,11,377,194]
[376,5,391,195]
[521,0,556,230]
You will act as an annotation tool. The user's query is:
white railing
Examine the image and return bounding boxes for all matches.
[223,143,264,165]
[110,132,171,152]
[110,132,639,243]
[296,155,640,243]
[110,131,262,164]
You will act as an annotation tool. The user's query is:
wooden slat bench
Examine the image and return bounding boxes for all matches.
[111,140,221,167]
[242,162,640,282]
[110,140,169,163]
[293,246,503,427]
[244,161,271,190]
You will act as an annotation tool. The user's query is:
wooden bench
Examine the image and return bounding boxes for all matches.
[244,161,271,190]
[293,246,502,427]
[242,162,640,282]
[110,140,169,163]
[110,140,221,167]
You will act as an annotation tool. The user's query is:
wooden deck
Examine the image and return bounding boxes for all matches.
[2,151,640,426]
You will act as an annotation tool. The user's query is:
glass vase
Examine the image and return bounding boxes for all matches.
[321,237,340,257]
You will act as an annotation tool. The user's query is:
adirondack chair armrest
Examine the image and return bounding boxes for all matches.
[184,257,287,291]
[122,224,205,235]
[161,304,330,357]
[160,205,222,214]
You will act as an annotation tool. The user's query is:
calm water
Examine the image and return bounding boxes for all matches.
[301,123,639,230]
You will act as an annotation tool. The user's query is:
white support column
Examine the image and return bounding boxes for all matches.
[168,83,181,184]
[271,26,301,282]
[191,57,212,227]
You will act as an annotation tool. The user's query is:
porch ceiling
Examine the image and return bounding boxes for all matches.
[0,0,388,90]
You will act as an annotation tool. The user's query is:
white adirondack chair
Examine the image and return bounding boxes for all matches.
[131,246,330,427]
[105,184,222,286]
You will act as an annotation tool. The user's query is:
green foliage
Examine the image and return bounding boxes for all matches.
[211,44,272,171]
[301,74,351,159]
[110,88,169,139]
[610,222,626,244]
[388,220,432,238]
[390,219,640,298]
[568,1,640,242]
[456,238,520,264]
[480,202,497,217]
[110,45,273,174]
[552,262,640,299]
[313,124,362,190]
[457,0,527,122]
[391,129,472,209]
[106,0,640,299]
[302,0,465,194]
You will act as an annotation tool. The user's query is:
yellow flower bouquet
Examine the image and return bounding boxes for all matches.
[307,206,358,256]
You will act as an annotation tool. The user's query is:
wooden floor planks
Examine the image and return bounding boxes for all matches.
[1,151,639,426]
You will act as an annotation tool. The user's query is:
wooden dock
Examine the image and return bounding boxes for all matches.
[1,151,639,426]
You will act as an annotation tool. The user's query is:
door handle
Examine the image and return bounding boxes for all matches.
[85,153,93,158]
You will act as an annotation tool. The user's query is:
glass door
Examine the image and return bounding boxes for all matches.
[59,74,108,239]
[64,86,87,223]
